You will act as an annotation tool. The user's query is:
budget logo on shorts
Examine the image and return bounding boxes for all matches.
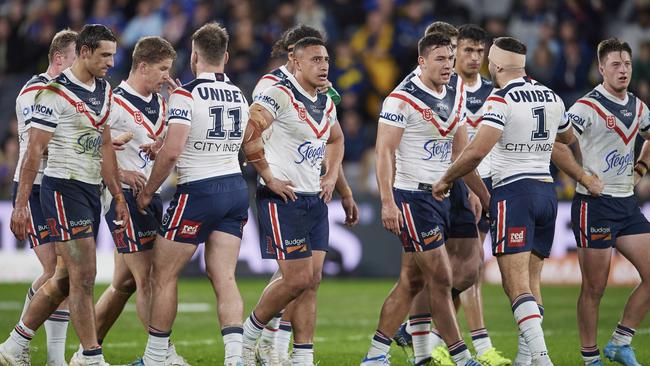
[507,227,526,247]
[134,111,143,125]
[284,237,307,254]
[76,101,86,113]
[606,115,616,130]
[421,226,443,245]
[590,226,612,241]
[178,219,201,239]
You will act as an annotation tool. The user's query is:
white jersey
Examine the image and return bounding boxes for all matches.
[30,68,112,185]
[568,84,650,197]
[167,72,249,185]
[14,73,51,184]
[253,74,338,193]
[464,74,495,178]
[482,76,569,188]
[112,81,166,190]
[252,65,291,99]
[380,73,466,190]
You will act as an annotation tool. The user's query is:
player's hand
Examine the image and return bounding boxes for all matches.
[580,173,604,197]
[341,195,360,227]
[137,191,152,214]
[267,178,297,203]
[431,179,452,201]
[112,139,126,151]
[10,206,30,241]
[635,170,643,186]
[164,76,182,95]
[113,199,129,234]
[319,174,337,203]
[468,191,482,224]
[119,170,147,195]
[139,134,163,160]
[381,201,403,235]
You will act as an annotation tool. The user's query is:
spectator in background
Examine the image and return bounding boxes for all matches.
[553,20,592,103]
[529,40,556,86]
[87,0,124,35]
[330,41,367,101]
[162,1,188,47]
[340,109,376,194]
[259,1,296,47]
[295,0,336,40]
[507,0,556,59]
[228,18,267,96]
[350,10,399,118]
[121,0,163,48]
[393,0,434,74]
[0,17,9,75]
[55,0,86,32]
[0,121,18,199]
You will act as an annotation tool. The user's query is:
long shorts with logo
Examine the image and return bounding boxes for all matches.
[449,180,479,239]
[393,188,450,252]
[40,176,101,242]
[571,193,650,249]
[105,189,162,254]
[257,186,328,260]
[12,182,51,248]
[477,177,493,233]
[160,174,249,245]
[490,179,556,258]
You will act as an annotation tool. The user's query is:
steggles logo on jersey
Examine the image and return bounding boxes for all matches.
[74,132,102,157]
[423,139,452,161]
[295,141,326,168]
[138,150,153,169]
[606,115,616,130]
[603,149,633,175]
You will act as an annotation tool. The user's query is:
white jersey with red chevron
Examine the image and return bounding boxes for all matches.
[253,73,338,193]
[112,81,166,190]
[379,73,466,191]
[252,65,291,99]
[481,76,569,188]
[167,72,249,184]
[568,84,650,197]
[14,72,51,184]
[30,68,112,185]
[464,74,494,178]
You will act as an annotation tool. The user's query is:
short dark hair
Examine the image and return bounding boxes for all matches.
[457,24,488,44]
[292,37,326,53]
[191,22,229,65]
[271,24,323,57]
[597,37,632,64]
[493,37,527,55]
[418,33,452,57]
[76,24,116,55]
[131,36,177,70]
[48,29,77,62]
[424,21,458,38]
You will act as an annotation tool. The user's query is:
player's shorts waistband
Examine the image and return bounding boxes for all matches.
[257,185,320,198]
[43,175,101,190]
[177,173,246,193]
[392,183,434,193]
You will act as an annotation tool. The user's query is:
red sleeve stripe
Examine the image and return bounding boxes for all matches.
[20,85,44,95]
[172,88,193,99]
[486,96,507,104]
[262,75,281,82]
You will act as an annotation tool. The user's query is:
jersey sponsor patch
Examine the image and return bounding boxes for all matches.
[507,227,526,247]
[178,219,202,239]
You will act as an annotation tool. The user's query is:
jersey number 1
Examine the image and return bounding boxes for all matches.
[207,106,242,140]
[531,107,549,141]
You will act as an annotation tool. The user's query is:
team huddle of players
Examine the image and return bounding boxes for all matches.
[0,17,647,366]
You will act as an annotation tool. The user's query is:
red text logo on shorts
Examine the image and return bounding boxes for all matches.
[606,115,616,130]
[178,220,202,239]
[507,227,526,248]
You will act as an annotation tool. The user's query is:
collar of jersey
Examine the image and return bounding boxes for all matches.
[595,83,629,105]
[286,73,318,102]
[462,73,483,93]
[63,68,96,92]
[119,80,153,103]
[411,73,447,99]
[40,72,52,82]
[501,76,527,88]
[279,65,291,78]
[197,72,230,82]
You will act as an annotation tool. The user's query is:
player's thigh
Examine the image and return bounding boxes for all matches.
[33,242,57,274]
[393,188,449,253]
[616,233,650,281]
[412,245,452,285]
[577,247,612,294]
[277,256,314,288]
[122,250,153,284]
[205,230,242,278]
[151,235,197,281]
[496,251,531,299]
[397,252,425,292]
[55,236,97,280]
[112,251,137,292]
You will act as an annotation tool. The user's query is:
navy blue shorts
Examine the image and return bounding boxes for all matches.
[12,182,51,248]
[160,174,249,245]
[477,177,493,233]
[257,186,329,260]
[105,189,162,253]
[571,193,650,249]
[393,188,450,252]
[489,179,557,258]
[448,180,478,239]
[40,176,101,242]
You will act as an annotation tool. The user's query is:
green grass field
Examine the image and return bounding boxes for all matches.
[0,279,648,365]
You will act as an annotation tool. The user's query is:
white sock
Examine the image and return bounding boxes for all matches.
[9,321,34,349]
[611,323,635,346]
[261,313,281,346]
[470,328,493,356]
[515,332,531,364]
[242,313,265,349]
[45,310,69,365]
[448,341,472,365]
[222,326,243,361]
[276,320,292,358]
[143,327,170,365]
[408,314,431,362]
[581,345,600,365]
[366,331,391,358]
[512,294,548,361]
[431,329,444,349]
[19,287,35,320]
[292,343,313,365]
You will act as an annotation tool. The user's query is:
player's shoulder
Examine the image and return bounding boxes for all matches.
[23,74,49,89]
[178,77,212,95]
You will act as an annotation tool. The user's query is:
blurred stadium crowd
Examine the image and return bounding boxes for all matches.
[0,0,649,200]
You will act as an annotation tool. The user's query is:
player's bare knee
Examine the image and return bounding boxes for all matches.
[403,276,425,297]
[285,273,311,295]
[581,281,606,299]
[115,276,137,294]
[308,271,322,290]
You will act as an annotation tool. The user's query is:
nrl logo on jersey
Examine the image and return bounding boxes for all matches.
[76,101,86,113]
[134,111,144,124]
[298,107,307,121]
[606,115,616,129]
